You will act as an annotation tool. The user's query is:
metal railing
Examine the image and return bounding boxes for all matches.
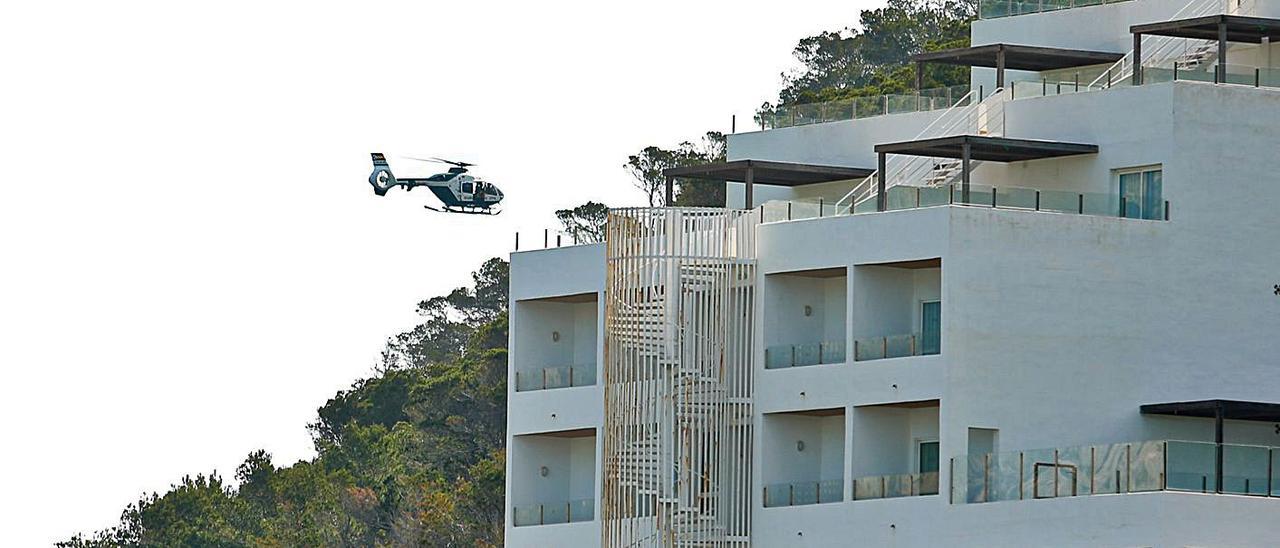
[513,499,595,526]
[852,333,939,362]
[514,365,597,392]
[761,182,1172,224]
[979,0,1134,19]
[758,85,971,131]
[837,86,1008,212]
[1088,0,1255,90]
[763,479,845,507]
[764,341,846,369]
[514,228,597,251]
[852,472,941,500]
[951,440,1280,504]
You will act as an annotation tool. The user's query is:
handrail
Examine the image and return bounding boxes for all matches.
[837,88,1008,210]
[835,87,981,207]
[1088,0,1254,90]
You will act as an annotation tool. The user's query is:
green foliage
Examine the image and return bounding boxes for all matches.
[63,259,511,548]
[761,0,975,115]
[555,201,610,244]
[624,131,727,208]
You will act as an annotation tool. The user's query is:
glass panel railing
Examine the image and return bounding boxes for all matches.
[569,498,594,522]
[854,334,933,362]
[979,0,1133,19]
[853,472,938,500]
[794,343,821,367]
[760,85,970,131]
[765,341,847,369]
[819,479,845,503]
[515,365,598,391]
[542,502,569,525]
[761,184,1170,226]
[955,440,1280,505]
[1166,440,1216,493]
[1223,444,1270,496]
[764,480,844,507]
[513,500,591,527]
[513,504,542,527]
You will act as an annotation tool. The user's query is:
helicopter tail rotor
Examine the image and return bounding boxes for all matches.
[369,152,398,196]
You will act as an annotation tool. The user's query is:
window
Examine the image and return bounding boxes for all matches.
[1118,167,1163,220]
[920,301,941,356]
[461,182,474,194]
[918,440,940,474]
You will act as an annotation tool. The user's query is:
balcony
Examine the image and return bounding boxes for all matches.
[513,292,599,392]
[763,267,848,370]
[762,409,846,507]
[979,0,1133,20]
[850,401,941,502]
[510,429,597,527]
[851,260,941,363]
[951,439,1280,504]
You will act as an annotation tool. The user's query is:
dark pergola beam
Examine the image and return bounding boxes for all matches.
[913,43,1124,90]
[873,135,1099,162]
[1131,15,1280,44]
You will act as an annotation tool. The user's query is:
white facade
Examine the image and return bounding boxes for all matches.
[506,1,1280,545]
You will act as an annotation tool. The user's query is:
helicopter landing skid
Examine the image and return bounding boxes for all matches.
[425,204,502,216]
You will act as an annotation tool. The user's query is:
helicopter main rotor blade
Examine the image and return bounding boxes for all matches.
[400,156,476,168]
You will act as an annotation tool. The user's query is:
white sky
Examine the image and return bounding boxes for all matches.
[0,1,882,543]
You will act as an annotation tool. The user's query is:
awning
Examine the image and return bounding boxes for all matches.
[1131,15,1280,43]
[912,43,1124,88]
[873,135,1099,162]
[662,159,874,209]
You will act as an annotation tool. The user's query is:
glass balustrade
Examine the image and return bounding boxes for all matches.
[764,341,847,369]
[515,364,597,392]
[512,499,595,526]
[763,479,845,507]
[953,440,1280,505]
[853,333,938,362]
[761,85,970,131]
[852,472,940,501]
[759,182,1169,226]
[979,0,1131,19]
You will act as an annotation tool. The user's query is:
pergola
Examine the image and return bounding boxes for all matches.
[912,43,1125,89]
[662,159,874,209]
[1141,399,1280,494]
[1131,15,1280,84]
[871,135,1099,211]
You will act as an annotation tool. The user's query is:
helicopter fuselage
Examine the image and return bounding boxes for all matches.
[368,153,504,213]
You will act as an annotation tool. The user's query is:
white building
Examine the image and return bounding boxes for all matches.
[505,0,1280,545]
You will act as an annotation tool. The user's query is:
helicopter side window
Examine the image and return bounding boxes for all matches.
[462,182,473,194]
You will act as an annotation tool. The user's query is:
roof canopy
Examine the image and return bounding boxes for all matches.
[1141,399,1280,422]
[873,135,1099,162]
[1131,15,1280,43]
[662,159,873,187]
[912,43,1125,72]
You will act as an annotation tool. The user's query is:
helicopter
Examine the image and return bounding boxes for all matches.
[368,153,504,215]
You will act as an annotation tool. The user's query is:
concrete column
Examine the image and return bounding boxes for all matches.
[1133,33,1143,85]
[877,152,887,212]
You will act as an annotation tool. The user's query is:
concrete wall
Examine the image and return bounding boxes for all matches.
[850,406,940,478]
[763,272,847,348]
[512,299,596,374]
[850,266,940,340]
[762,413,846,485]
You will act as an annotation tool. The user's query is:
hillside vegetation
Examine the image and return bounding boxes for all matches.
[65,2,976,545]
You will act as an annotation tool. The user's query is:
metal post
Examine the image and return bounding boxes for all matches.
[1216,401,1225,494]
[1078,194,1084,214]
[1133,33,1143,86]
[543,229,548,248]
[877,152,887,212]
[1218,21,1229,86]
[961,141,972,203]
[992,186,998,208]
[996,45,1006,89]
[731,114,736,133]
[515,232,520,251]
[664,176,674,206]
[787,201,792,221]
[744,165,755,209]
[556,234,561,247]
[1257,68,1261,87]
[1165,200,1170,221]
[819,197,824,217]
[1035,190,1041,211]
